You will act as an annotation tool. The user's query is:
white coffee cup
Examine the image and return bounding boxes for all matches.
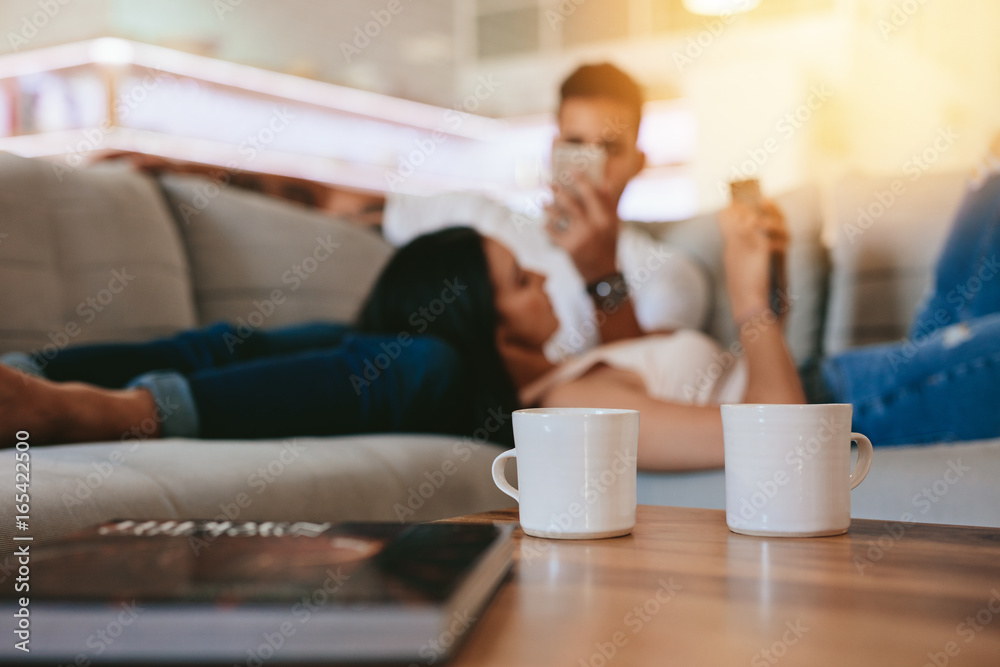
[721,404,873,537]
[492,408,639,539]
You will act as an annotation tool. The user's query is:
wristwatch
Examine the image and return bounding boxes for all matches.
[586,271,630,310]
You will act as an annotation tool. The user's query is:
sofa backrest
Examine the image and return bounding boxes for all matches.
[0,155,396,357]
[157,174,393,329]
[822,170,969,354]
[0,152,198,356]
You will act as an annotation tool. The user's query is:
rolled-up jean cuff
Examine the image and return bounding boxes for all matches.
[0,352,45,377]
[127,371,201,439]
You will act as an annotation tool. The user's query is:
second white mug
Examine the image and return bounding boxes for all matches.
[722,403,874,537]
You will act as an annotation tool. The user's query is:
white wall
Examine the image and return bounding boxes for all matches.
[0,0,112,53]
[459,0,1000,212]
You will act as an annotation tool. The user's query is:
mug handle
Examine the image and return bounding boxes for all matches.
[849,433,874,490]
[491,450,519,502]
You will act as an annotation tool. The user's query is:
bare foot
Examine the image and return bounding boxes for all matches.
[0,364,158,447]
[0,364,59,445]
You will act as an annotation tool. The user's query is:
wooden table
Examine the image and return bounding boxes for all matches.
[443,505,1000,666]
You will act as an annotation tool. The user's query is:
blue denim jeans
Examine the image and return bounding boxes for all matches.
[13,322,466,440]
[817,173,1000,445]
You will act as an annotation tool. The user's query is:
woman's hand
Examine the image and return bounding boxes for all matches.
[719,200,805,404]
[718,199,789,322]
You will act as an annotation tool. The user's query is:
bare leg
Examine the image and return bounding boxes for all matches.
[0,364,158,447]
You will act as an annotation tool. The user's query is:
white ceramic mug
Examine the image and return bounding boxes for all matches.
[492,408,639,539]
[721,404,874,537]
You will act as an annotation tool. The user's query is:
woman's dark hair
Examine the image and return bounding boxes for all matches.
[356,226,517,445]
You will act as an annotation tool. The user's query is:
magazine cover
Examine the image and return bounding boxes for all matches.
[2,519,515,664]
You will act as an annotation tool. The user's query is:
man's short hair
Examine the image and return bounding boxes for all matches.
[558,63,644,126]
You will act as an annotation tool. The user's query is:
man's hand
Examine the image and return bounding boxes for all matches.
[545,173,620,284]
[545,173,644,343]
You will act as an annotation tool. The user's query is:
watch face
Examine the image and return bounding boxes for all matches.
[587,272,629,312]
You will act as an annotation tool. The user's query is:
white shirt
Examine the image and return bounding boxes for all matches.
[519,332,748,407]
[383,191,710,361]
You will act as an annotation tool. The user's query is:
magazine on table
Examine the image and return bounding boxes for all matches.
[0,518,515,664]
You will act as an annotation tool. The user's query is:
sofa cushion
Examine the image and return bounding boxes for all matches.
[0,434,513,559]
[0,153,197,355]
[823,170,969,354]
[158,174,393,328]
[640,184,828,364]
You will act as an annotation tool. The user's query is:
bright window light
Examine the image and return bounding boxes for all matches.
[89,38,135,65]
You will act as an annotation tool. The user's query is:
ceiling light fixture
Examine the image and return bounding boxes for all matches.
[682,0,761,16]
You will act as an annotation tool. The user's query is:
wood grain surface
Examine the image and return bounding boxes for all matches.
[441,505,1000,667]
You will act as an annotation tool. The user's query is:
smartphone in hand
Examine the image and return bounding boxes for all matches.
[729,179,762,208]
[729,178,786,317]
[551,143,606,189]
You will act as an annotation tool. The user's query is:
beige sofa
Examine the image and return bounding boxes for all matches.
[1,151,998,573]
[0,152,513,562]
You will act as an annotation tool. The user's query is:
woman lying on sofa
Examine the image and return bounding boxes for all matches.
[3,174,999,469]
[351,173,1000,468]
